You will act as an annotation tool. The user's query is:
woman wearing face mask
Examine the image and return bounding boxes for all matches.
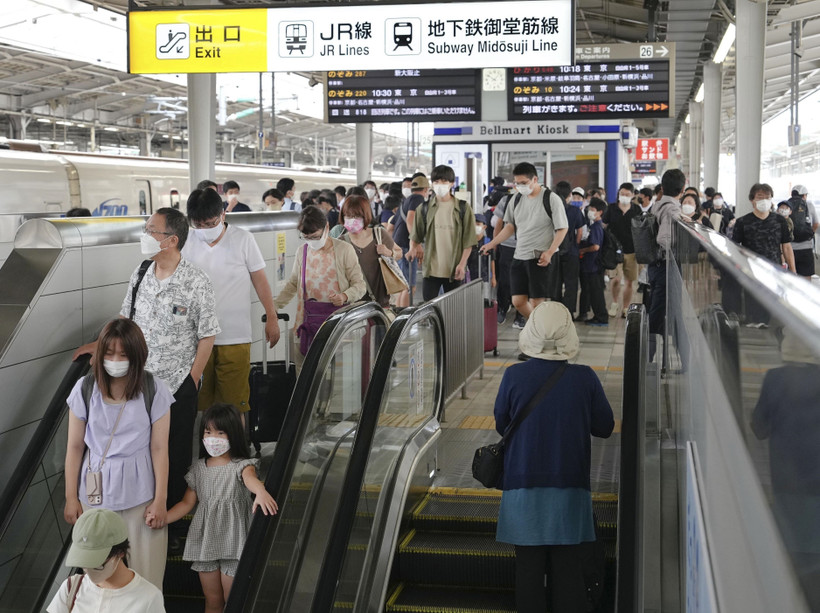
[48,509,164,612]
[708,192,733,234]
[63,319,173,590]
[275,205,367,359]
[680,193,713,229]
[339,195,403,309]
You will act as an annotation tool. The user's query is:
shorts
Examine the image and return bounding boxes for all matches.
[793,248,815,277]
[191,558,239,576]
[608,252,638,282]
[398,247,417,288]
[510,258,551,299]
[198,343,252,413]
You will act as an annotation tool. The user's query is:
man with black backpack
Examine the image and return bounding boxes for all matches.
[787,185,817,279]
[480,162,569,339]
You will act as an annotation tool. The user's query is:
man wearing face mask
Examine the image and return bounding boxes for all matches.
[74,208,220,554]
[222,180,251,213]
[363,180,380,220]
[480,163,568,336]
[48,509,164,612]
[409,165,477,300]
[602,182,642,319]
[732,183,795,273]
[183,189,280,427]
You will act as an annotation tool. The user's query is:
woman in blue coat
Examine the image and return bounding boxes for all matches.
[494,301,614,612]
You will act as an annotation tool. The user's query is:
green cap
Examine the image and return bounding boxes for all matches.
[65,509,128,569]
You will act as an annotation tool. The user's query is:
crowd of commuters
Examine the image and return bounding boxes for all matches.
[58,161,815,611]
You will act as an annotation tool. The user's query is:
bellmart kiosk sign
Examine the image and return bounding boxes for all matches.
[128,0,574,74]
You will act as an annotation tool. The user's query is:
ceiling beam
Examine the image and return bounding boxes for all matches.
[20,74,141,108]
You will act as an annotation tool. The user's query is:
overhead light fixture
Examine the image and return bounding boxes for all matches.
[37,118,52,123]
[103,127,120,132]
[56,120,73,126]
[695,83,704,103]
[713,23,736,64]
[685,113,691,124]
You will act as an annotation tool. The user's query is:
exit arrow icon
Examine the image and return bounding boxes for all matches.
[657,45,669,57]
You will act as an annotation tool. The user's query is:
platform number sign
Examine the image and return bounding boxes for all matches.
[640,45,653,58]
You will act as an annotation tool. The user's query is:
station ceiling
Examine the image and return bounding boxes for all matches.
[1,0,819,158]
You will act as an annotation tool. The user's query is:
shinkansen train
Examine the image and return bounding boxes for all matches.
[0,146,399,216]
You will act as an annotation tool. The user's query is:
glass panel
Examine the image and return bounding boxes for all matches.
[550,153,599,194]
[667,222,820,609]
[249,315,386,613]
[333,315,441,607]
[139,190,147,215]
[493,150,548,184]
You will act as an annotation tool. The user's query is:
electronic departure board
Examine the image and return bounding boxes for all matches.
[508,60,672,120]
[326,68,480,123]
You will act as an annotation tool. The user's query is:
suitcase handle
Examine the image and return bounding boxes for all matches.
[262,313,290,375]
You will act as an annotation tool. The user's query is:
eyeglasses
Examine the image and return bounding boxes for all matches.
[191,217,222,229]
[299,231,324,241]
[143,225,173,237]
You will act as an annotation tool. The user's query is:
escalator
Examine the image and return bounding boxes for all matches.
[0,301,391,612]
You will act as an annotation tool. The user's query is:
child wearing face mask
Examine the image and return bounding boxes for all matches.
[63,319,174,590]
[47,509,164,612]
[164,403,278,613]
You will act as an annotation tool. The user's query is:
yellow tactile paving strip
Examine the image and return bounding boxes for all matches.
[458,416,622,434]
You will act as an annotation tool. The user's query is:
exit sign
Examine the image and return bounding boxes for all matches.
[636,138,668,161]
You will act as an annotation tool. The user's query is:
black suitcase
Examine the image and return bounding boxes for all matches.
[249,313,296,453]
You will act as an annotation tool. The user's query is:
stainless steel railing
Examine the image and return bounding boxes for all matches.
[424,279,484,419]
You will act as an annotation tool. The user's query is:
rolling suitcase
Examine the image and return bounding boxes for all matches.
[249,313,296,453]
[480,254,498,356]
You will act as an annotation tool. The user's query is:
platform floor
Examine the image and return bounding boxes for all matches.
[434,305,627,493]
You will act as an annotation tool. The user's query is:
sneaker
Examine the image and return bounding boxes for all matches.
[517,352,531,361]
[497,305,509,325]
[573,313,589,322]
[622,308,628,319]
[608,302,620,318]
[512,315,526,330]
[586,318,609,327]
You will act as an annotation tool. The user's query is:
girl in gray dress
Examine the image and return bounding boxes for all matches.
[163,404,278,613]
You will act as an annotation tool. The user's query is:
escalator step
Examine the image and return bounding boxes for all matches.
[398,530,514,589]
[385,583,515,613]
[412,492,502,533]
[163,555,201,598]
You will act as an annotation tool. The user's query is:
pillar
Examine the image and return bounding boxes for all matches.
[702,62,722,191]
[735,0,767,215]
[688,101,703,190]
[187,73,217,192]
[356,123,372,184]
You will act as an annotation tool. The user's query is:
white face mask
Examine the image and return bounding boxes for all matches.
[85,556,119,585]
[203,436,230,457]
[681,204,696,216]
[365,188,376,200]
[777,208,791,218]
[475,224,485,236]
[713,198,723,209]
[226,193,239,202]
[195,222,223,243]
[587,210,598,223]
[402,187,412,198]
[755,199,772,213]
[103,359,129,378]
[619,195,632,206]
[306,228,328,251]
[379,191,388,201]
[515,182,533,197]
[433,184,451,198]
[140,233,165,257]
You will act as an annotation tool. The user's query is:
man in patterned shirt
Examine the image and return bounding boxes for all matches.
[74,208,220,540]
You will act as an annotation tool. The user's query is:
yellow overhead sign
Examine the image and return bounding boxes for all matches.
[129,9,267,74]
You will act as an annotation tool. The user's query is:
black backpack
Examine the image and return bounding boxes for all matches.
[632,210,661,264]
[789,196,814,242]
[600,227,624,270]
[510,187,572,255]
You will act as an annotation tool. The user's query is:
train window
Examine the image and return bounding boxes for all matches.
[170,189,180,209]
[139,190,147,215]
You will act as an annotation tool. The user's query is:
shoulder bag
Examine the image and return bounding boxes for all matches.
[472,363,567,488]
[374,227,409,294]
[296,244,341,355]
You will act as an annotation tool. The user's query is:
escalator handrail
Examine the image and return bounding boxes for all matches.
[0,355,91,540]
[617,303,648,612]
[310,303,445,613]
[673,219,820,354]
[226,301,390,613]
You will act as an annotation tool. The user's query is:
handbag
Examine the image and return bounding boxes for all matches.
[86,399,127,506]
[472,363,567,488]
[374,227,409,294]
[296,244,341,355]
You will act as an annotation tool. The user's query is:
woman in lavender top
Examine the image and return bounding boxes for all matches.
[64,318,173,589]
